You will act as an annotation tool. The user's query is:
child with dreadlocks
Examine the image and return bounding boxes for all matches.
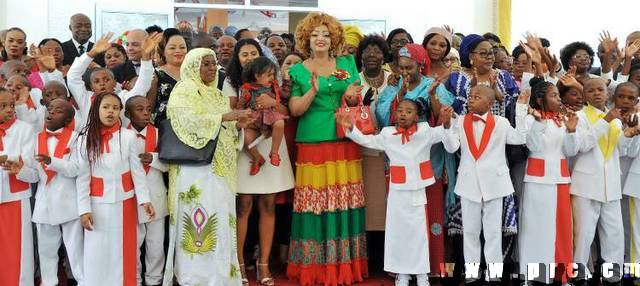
[75,92,155,285]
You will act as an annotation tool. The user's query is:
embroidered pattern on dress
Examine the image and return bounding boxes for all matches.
[181,206,218,255]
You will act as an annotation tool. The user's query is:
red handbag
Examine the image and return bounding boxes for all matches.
[335,94,375,138]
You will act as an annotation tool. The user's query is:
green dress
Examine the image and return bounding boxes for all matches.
[286,55,369,286]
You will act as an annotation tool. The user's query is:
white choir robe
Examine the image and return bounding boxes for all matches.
[67,54,154,122]
[346,122,445,275]
[565,108,631,281]
[76,128,151,286]
[442,103,527,267]
[0,119,38,286]
[518,117,577,283]
[622,135,640,264]
[32,128,85,286]
[128,125,168,286]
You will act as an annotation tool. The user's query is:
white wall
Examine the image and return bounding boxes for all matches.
[3,0,173,45]
[318,0,496,41]
[511,0,640,58]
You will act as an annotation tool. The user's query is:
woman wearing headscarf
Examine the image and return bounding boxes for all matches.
[375,43,456,278]
[162,48,251,286]
[422,27,453,80]
[446,34,519,117]
[342,25,364,56]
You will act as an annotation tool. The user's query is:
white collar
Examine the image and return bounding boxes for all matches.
[72,38,88,49]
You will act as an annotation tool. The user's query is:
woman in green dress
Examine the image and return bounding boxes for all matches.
[286,12,368,286]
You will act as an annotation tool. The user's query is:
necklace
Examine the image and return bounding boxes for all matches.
[363,70,385,89]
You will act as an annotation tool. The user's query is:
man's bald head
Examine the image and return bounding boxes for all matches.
[69,13,92,44]
[126,29,148,61]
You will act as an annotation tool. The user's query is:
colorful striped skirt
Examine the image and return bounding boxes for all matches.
[287,141,368,286]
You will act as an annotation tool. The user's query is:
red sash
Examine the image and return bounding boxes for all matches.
[463,113,495,160]
[128,123,157,174]
[37,127,73,184]
[0,117,17,151]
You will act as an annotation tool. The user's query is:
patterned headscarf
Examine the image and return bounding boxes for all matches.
[399,43,431,75]
[344,25,364,47]
[167,48,239,192]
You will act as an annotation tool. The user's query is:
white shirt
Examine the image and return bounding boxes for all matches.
[72,38,90,55]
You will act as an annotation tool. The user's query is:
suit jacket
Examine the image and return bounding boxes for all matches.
[567,108,630,202]
[443,104,528,202]
[62,39,94,66]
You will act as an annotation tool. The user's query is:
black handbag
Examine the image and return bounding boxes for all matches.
[158,119,217,165]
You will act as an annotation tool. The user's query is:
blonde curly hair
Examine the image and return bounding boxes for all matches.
[295,12,344,58]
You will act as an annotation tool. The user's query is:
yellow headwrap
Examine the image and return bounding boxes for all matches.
[343,25,364,47]
[166,48,240,193]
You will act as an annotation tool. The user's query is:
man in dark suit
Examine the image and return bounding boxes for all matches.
[61,13,94,66]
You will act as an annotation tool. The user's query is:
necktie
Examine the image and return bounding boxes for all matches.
[78,45,85,55]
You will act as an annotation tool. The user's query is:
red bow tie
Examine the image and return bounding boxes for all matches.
[100,122,121,153]
[472,114,486,122]
[393,124,418,144]
[46,130,64,139]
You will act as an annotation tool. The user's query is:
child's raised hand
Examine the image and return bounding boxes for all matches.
[623,113,639,128]
[87,32,114,58]
[625,126,640,138]
[15,86,30,105]
[335,112,354,131]
[138,153,153,165]
[0,155,8,166]
[3,157,24,175]
[625,39,640,59]
[35,154,52,165]
[604,107,622,122]
[30,44,56,72]
[564,111,579,133]
[142,32,163,61]
[142,202,156,219]
[439,106,455,128]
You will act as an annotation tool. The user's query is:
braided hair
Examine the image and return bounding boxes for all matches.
[79,92,122,166]
[528,76,555,111]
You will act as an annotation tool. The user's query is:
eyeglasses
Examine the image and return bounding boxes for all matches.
[391,39,410,46]
[471,51,495,59]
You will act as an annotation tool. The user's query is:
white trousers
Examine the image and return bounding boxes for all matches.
[137,218,165,286]
[36,219,84,286]
[461,197,503,264]
[572,196,624,280]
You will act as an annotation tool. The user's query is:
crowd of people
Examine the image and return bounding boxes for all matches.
[2,9,640,286]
